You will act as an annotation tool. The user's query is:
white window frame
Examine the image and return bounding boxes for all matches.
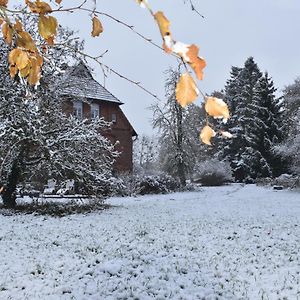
[91,103,100,119]
[73,100,83,119]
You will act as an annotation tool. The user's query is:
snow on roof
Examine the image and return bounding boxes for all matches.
[58,62,123,105]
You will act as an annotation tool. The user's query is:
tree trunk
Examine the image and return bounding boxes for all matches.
[176,104,186,187]
[2,161,21,208]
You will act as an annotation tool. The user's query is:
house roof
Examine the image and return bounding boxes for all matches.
[57,62,123,105]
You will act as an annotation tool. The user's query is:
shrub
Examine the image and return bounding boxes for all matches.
[115,174,181,196]
[274,174,300,189]
[193,159,233,186]
[135,174,181,195]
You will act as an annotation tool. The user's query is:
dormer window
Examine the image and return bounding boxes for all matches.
[91,103,100,119]
[73,100,83,119]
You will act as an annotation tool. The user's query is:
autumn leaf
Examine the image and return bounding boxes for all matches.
[186,44,206,80]
[200,125,216,145]
[55,0,62,4]
[172,43,206,80]
[26,0,52,14]
[9,48,29,71]
[205,97,230,121]
[176,73,199,108]
[14,20,23,32]
[19,63,31,78]
[27,57,41,85]
[154,11,171,40]
[0,0,8,7]
[2,23,13,45]
[17,31,37,52]
[38,15,58,41]
[91,16,103,37]
[45,36,55,45]
[9,65,18,78]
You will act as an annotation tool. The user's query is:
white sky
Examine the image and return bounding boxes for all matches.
[10,0,300,134]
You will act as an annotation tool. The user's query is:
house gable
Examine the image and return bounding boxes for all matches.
[59,62,137,173]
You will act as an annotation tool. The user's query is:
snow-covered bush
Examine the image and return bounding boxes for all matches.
[114,174,181,196]
[274,174,300,189]
[135,175,181,195]
[193,159,233,186]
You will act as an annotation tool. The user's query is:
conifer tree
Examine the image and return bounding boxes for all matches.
[219,58,286,181]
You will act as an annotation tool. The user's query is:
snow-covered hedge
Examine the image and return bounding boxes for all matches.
[193,159,233,186]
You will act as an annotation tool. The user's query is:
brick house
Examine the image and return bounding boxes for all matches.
[58,62,137,173]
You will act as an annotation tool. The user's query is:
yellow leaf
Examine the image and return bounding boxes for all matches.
[2,23,13,45]
[205,97,230,121]
[19,63,31,78]
[14,20,23,32]
[38,15,57,41]
[91,16,103,37]
[200,125,216,146]
[27,57,41,85]
[30,52,43,67]
[154,11,171,40]
[9,48,29,71]
[175,73,199,108]
[17,31,37,52]
[0,0,8,7]
[171,42,206,80]
[186,44,206,80]
[26,0,52,14]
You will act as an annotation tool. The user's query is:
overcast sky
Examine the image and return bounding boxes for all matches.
[12,0,300,134]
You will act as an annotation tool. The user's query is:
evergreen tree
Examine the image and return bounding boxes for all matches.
[219,58,286,181]
[250,73,287,177]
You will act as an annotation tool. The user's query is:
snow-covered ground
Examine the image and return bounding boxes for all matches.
[0,184,299,299]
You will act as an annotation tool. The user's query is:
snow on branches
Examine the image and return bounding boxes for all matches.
[0,0,231,146]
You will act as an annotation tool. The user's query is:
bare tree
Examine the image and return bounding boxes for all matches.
[151,68,206,185]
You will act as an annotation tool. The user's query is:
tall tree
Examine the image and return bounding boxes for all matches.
[152,68,206,185]
[250,72,287,177]
[275,79,300,175]
[219,58,286,181]
[0,34,118,208]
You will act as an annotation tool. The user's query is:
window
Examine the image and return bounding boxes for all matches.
[91,103,100,119]
[73,100,83,119]
[111,113,117,123]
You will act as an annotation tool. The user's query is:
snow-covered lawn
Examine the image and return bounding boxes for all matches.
[0,185,300,299]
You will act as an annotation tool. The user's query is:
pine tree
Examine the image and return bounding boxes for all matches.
[219,57,262,181]
[219,58,286,181]
[250,73,287,177]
